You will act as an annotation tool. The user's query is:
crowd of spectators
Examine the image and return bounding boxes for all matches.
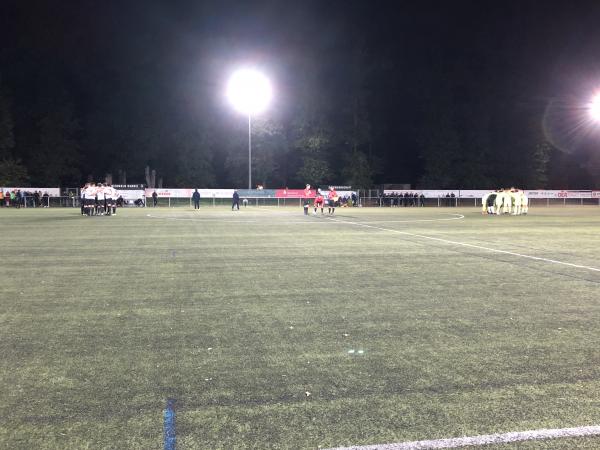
[337,192,358,207]
[379,192,426,207]
[0,189,49,208]
[378,192,459,207]
[442,192,457,206]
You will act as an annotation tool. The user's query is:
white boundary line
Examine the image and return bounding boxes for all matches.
[144,213,466,226]
[331,214,465,224]
[326,216,600,273]
[325,425,600,449]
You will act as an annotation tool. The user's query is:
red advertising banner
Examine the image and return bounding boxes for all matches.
[275,189,315,198]
[593,191,600,198]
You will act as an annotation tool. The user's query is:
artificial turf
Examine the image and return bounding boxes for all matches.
[1,205,600,449]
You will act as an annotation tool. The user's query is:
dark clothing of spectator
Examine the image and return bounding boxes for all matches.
[152,191,158,207]
[192,190,201,209]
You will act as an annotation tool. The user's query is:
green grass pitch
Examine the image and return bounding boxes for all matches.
[1,205,600,449]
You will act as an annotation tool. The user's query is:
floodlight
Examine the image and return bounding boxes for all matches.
[226,68,273,189]
[590,94,600,121]
[227,68,272,115]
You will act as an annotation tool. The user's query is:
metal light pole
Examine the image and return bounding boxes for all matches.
[248,114,252,190]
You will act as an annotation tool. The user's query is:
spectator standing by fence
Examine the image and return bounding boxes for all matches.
[192,189,200,209]
[152,191,158,207]
[232,190,240,210]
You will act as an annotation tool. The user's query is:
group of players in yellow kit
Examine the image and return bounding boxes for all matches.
[481,188,529,215]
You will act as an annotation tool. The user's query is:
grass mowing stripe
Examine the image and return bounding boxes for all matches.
[325,216,600,273]
[325,424,600,449]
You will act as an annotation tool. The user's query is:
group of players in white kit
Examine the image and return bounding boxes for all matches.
[80,183,120,216]
[481,189,529,215]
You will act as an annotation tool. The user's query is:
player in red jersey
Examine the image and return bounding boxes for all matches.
[313,191,325,215]
[327,187,338,214]
[303,184,313,215]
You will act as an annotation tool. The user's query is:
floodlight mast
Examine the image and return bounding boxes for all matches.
[226,69,272,190]
[248,115,251,190]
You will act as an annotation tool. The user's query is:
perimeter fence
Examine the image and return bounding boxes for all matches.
[363,196,600,207]
[2,191,600,208]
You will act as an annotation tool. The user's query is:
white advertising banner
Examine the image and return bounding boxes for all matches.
[457,190,492,198]
[421,190,459,197]
[525,190,557,198]
[334,191,357,198]
[115,190,145,201]
[525,190,593,198]
[384,190,420,195]
[381,189,597,199]
[0,187,61,196]
[564,190,592,198]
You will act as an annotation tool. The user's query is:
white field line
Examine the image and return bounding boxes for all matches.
[352,214,464,224]
[325,425,600,450]
[144,213,465,225]
[326,216,600,273]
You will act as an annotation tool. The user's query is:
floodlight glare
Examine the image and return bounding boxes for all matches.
[590,94,600,121]
[226,68,273,189]
[227,69,272,115]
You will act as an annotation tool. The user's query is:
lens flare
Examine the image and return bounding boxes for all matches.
[590,94,600,121]
[542,94,600,154]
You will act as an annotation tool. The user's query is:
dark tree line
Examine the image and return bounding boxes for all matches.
[1,0,599,189]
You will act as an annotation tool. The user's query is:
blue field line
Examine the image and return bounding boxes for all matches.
[164,398,176,450]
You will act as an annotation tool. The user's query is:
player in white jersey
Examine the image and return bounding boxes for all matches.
[481,192,497,214]
[520,192,529,214]
[494,190,505,214]
[108,186,119,216]
[82,184,97,215]
[510,189,521,215]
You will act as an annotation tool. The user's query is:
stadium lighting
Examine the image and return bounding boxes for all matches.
[590,94,600,121]
[227,68,273,189]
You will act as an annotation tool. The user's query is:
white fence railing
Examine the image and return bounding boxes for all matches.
[2,193,599,208]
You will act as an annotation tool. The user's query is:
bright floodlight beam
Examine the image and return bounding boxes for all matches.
[590,94,600,121]
[227,69,273,190]
[227,69,272,115]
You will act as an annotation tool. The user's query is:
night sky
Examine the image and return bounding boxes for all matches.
[2,0,600,188]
